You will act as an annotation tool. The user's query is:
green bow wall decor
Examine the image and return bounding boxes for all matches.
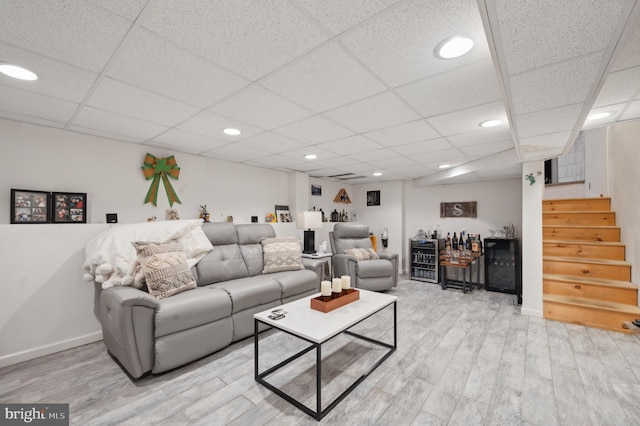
[141,153,182,206]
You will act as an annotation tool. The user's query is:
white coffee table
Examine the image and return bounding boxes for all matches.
[254,289,397,420]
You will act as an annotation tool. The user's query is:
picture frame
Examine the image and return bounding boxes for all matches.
[311,184,322,196]
[52,192,87,223]
[274,205,291,223]
[11,189,51,224]
[367,190,381,206]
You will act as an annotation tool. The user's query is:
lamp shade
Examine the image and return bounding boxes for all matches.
[296,211,323,230]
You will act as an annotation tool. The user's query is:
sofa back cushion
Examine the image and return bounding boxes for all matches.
[331,223,373,255]
[196,223,249,285]
[236,224,275,276]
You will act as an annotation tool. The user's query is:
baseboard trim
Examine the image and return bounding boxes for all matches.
[0,331,103,369]
[521,307,543,318]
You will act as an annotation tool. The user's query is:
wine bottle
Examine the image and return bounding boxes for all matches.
[452,232,458,251]
[466,233,471,251]
[445,232,451,250]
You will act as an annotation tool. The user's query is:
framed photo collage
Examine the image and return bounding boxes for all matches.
[11,189,87,224]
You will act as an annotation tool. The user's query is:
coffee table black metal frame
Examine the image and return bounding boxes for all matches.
[254,301,396,421]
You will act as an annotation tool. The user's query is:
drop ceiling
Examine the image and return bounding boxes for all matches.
[0,0,639,185]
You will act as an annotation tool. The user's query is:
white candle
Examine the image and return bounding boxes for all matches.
[332,278,342,293]
[341,275,351,289]
[321,281,332,296]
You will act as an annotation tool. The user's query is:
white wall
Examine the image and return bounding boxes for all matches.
[521,162,543,317]
[0,119,294,366]
[584,127,609,197]
[608,121,640,293]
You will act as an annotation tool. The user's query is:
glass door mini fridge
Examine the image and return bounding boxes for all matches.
[484,238,521,303]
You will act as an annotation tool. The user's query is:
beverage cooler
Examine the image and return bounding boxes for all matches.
[484,238,521,303]
[410,238,444,283]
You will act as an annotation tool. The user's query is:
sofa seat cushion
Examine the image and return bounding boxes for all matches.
[155,287,231,338]
[357,259,394,279]
[269,269,319,299]
[209,276,282,313]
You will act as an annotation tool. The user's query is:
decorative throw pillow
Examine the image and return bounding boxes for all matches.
[262,237,304,274]
[132,241,196,299]
[344,247,380,261]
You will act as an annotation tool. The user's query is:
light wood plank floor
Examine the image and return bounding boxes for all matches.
[3,279,640,425]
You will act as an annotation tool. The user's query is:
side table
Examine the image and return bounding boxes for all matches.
[301,252,332,281]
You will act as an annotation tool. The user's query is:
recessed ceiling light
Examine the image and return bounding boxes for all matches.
[223,128,241,136]
[587,112,611,121]
[304,154,317,160]
[438,164,451,169]
[434,36,474,59]
[0,63,38,81]
[373,172,383,177]
[479,119,503,128]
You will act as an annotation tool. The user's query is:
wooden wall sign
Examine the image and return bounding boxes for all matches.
[440,201,477,218]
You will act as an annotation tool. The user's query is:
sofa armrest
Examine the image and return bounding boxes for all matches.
[100,287,159,378]
[332,253,358,283]
[301,258,325,281]
[378,252,399,286]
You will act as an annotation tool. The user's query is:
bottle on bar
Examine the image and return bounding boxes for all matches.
[452,232,458,251]
[445,232,451,250]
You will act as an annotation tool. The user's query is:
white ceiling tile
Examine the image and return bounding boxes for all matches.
[108,29,249,108]
[67,124,145,143]
[201,143,271,163]
[0,42,98,103]
[368,156,419,169]
[244,154,302,169]
[86,78,199,126]
[0,0,131,72]
[323,91,420,133]
[619,99,640,121]
[86,0,148,21]
[0,84,77,123]
[447,127,513,147]
[282,162,324,173]
[261,42,387,112]
[411,148,467,165]
[151,129,227,154]
[396,60,501,117]
[440,173,482,184]
[364,119,440,147]
[612,18,640,71]
[72,106,167,140]
[236,132,308,154]
[274,115,354,144]
[427,101,508,136]
[210,84,313,129]
[582,103,625,128]
[340,0,490,87]
[280,146,340,162]
[0,111,66,129]
[458,140,515,158]
[510,52,604,115]
[495,0,629,75]
[312,156,359,168]
[314,135,382,155]
[516,104,583,139]
[593,66,640,107]
[390,138,454,156]
[297,0,401,35]
[519,131,573,160]
[142,0,329,80]
[331,163,377,174]
[178,110,264,142]
[346,147,401,162]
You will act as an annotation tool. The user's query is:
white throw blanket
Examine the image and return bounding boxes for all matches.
[83,219,213,289]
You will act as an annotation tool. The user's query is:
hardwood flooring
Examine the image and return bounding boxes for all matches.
[3,279,640,425]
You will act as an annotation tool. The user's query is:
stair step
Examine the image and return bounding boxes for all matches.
[542,211,616,226]
[543,240,626,260]
[543,256,631,281]
[543,197,611,212]
[544,294,640,333]
[543,273,637,305]
[543,225,620,242]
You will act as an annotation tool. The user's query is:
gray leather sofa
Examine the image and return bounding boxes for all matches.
[99,223,321,378]
[329,223,399,292]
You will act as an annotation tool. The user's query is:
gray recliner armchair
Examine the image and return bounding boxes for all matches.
[329,223,399,292]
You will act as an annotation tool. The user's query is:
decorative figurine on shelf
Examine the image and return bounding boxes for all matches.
[226,215,233,223]
[199,205,210,223]
[166,208,180,220]
[147,216,157,222]
[381,227,389,250]
[266,212,276,223]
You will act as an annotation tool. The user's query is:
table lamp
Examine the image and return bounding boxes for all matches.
[296,211,323,254]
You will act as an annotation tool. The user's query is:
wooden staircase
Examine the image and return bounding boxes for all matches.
[542,197,640,333]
